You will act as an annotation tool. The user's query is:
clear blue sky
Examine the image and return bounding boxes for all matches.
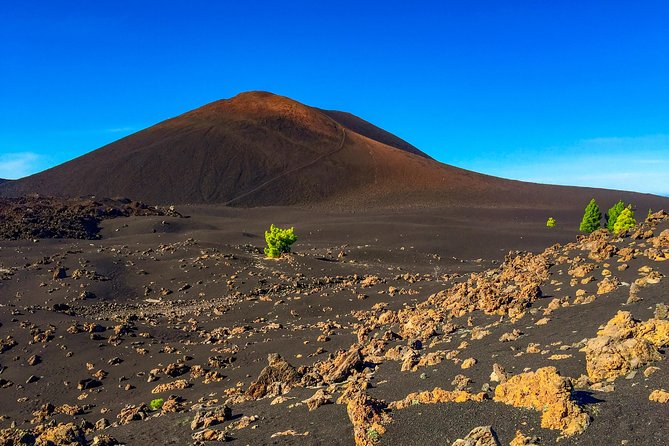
[2,1,668,195]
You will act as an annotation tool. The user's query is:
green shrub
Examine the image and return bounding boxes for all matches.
[366,428,380,440]
[546,217,556,228]
[264,224,297,258]
[149,398,164,411]
[613,206,636,234]
[579,199,602,233]
[605,200,625,232]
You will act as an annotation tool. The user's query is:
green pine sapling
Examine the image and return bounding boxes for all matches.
[264,224,297,258]
[579,199,602,233]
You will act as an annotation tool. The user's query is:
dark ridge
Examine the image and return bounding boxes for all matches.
[0,195,180,240]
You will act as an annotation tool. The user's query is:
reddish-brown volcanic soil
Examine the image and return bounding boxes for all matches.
[317,109,432,159]
[1,91,666,211]
[1,204,668,445]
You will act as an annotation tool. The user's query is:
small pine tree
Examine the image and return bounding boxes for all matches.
[605,200,625,232]
[264,224,297,258]
[579,199,602,233]
[149,398,164,411]
[648,208,653,219]
[546,217,556,228]
[613,206,636,234]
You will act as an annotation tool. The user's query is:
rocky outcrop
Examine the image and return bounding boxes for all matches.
[191,429,231,442]
[387,251,550,344]
[0,423,88,446]
[581,311,669,382]
[191,405,232,430]
[0,428,35,445]
[579,230,618,262]
[0,336,17,354]
[389,388,487,410]
[151,379,190,394]
[568,262,595,278]
[346,393,389,446]
[161,395,186,413]
[429,251,548,319]
[314,346,363,384]
[35,423,87,446]
[489,363,508,383]
[117,404,151,425]
[303,389,332,411]
[596,276,619,295]
[509,430,540,446]
[337,376,390,446]
[245,353,302,400]
[90,435,121,446]
[494,367,589,436]
[451,426,500,446]
[635,266,664,287]
[397,309,442,341]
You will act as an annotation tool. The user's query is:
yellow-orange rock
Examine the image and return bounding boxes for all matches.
[461,357,477,369]
[303,388,332,411]
[35,423,87,446]
[398,308,442,341]
[649,389,669,403]
[635,318,669,347]
[428,251,548,319]
[151,379,189,394]
[569,263,595,278]
[581,311,669,382]
[411,351,447,371]
[340,377,390,446]
[650,229,669,248]
[389,387,487,410]
[596,277,619,295]
[452,426,500,446]
[577,229,615,257]
[493,367,589,436]
[509,430,540,446]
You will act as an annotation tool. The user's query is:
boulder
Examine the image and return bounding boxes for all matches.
[245,354,301,400]
[452,426,501,446]
[581,311,669,382]
[494,367,589,436]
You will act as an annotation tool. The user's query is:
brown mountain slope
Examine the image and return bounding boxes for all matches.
[317,109,432,159]
[1,91,667,211]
